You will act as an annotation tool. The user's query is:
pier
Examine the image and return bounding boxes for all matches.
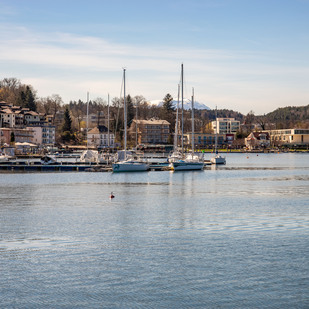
[0,161,106,172]
[0,159,212,172]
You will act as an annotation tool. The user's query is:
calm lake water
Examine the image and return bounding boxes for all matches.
[0,153,308,308]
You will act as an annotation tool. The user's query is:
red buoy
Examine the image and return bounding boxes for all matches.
[110,192,115,199]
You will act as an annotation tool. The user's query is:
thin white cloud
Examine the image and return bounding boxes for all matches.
[0,25,259,71]
[0,25,308,114]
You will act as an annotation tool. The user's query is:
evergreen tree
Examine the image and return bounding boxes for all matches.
[10,132,15,143]
[62,107,72,132]
[25,86,36,111]
[162,93,174,112]
[18,90,26,108]
[161,93,175,131]
[126,95,135,126]
[19,86,36,111]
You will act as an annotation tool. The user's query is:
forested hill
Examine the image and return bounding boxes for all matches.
[199,109,244,122]
[265,105,309,122]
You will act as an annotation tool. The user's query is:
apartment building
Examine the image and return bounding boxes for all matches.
[29,125,56,145]
[0,102,56,146]
[211,118,240,134]
[184,132,226,148]
[264,129,309,145]
[0,127,34,144]
[129,119,170,144]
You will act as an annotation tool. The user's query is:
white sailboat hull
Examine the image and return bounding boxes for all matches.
[112,161,149,172]
[0,155,9,162]
[210,155,226,165]
[170,161,204,171]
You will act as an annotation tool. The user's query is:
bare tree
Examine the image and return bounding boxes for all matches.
[0,78,22,103]
[37,94,63,124]
[244,110,255,133]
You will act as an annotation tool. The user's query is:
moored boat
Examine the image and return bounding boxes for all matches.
[211,106,226,165]
[113,159,149,172]
[169,65,204,171]
[112,68,149,172]
[40,155,58,165]
[210,153,226,165]
[170,160,204,171]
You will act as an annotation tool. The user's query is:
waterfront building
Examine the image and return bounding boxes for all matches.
[129,119,170,144]
[211,118,240,135]
[264,129,309,146]
[0,127,34,144]
[183,132,226,148]
[245,132,270,150]
[28,125,56,145]
[87,125,115,148]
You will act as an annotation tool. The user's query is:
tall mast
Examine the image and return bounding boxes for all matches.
[191,87,194,157]
[215,106,218,153]
[86,91,89,149]
[107,93,110,148]
[174,84,180,151]
[181,63,184,154]
[123,68,127,153]
[135,100,138,147]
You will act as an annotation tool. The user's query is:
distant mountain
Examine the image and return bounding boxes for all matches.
[150,99,210,110]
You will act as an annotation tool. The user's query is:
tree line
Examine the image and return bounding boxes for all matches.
[1,78,308,145]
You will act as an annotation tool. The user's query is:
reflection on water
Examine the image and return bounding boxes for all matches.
[0,153,308,308]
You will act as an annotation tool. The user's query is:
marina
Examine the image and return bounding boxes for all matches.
[0,150,307,172]
[0,157,211,172]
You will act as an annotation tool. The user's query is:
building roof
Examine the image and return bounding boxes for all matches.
[88,125,110,134]
[1,108,14,114]
[134,119,170,125]
[216,118,238,121]
[248,132,270,140]
[0,101,10,106]
[24,111,39,116]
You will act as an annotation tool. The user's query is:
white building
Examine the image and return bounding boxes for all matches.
[264,129,309,145]
[28,125,56,145]
[211,118,240,134]
[0,108,16,127]
[87,125,115,148]
[24,111,40,125]
[245,132,270,150]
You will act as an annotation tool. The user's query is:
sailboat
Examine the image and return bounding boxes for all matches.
[79,92,101,163]
[210,106,226,165]
[0,153,10,162]
[168,84,183,163]
[112,69,149,172]
[169,64,204,171]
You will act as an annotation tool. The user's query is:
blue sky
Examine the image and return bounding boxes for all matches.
[1,0,309,114]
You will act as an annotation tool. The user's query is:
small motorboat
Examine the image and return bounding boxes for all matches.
[40,156,57,165]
